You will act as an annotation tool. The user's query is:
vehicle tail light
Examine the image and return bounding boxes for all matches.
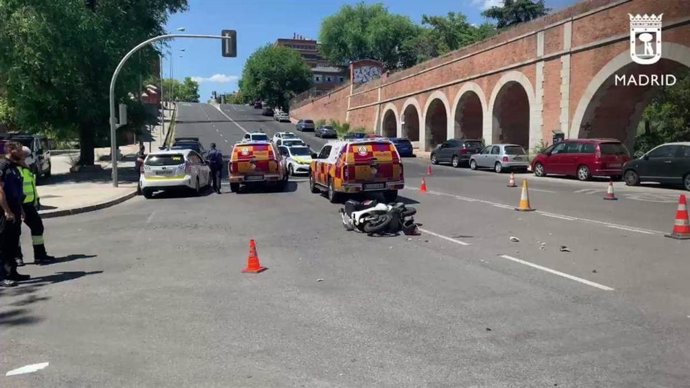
[344,165,349,180]
[399,163,404,180]
[230,161,237,174]
[460,149,469,155]
[502,156,509,162]
[595,145,602,159]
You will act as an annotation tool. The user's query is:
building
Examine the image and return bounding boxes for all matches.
[275,34,347,93]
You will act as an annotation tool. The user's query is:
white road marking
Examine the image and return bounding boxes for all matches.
[420,228,470,246]
[499,255,615,291]
[214,105,249,134]
[530,188,556,193]
[224,139,229,143]
[606,225,655,235]
[492,204,514,210]
[6,362,49,376]
[146,211,156,224]
[538,212,576,221]
[574,188,601,194]
[219,133,224,137]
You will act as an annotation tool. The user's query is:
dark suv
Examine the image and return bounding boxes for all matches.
[430,139,484,167]
[296,119,315,132]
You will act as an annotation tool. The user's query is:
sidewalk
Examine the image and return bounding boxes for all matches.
[38,106,174,218]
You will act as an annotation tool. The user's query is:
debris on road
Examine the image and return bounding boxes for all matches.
[316,278,324,282]
[592,270,597,273]
[509,236,520,242]
[560,246,570,252]
[485,327,492,331]
[539,242,546,250]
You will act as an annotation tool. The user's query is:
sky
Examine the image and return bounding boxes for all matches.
[164,0,578,101]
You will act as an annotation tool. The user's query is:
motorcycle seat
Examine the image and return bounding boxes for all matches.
[344,199,378,215]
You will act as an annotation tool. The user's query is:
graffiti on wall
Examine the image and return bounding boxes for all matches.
[353,65,382,84]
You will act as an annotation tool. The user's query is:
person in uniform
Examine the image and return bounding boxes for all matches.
[206,143,223,194]
[0,141,31,287]
[15,146,55,266]
[135,144,146,194]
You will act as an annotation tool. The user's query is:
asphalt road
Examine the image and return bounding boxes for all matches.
[1,102,689,387]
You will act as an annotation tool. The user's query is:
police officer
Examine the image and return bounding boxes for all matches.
[0,141,30,287]
[15,146,55,266]
[206,143,223,194]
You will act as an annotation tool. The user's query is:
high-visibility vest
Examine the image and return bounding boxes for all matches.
[20,167,38,204]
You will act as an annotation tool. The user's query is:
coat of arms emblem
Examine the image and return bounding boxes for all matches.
[629,14,663,65]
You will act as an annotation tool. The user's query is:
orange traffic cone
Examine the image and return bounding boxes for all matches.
[420,177,428,193]
[507,172,517,187]
[515,180,535,211]
[665,194,690,240]
[427,165,433,176]
[242,239,267,273]
[603,180,617,200]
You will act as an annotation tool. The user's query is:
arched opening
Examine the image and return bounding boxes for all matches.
[491,82,530,148]
[454,91,483,140]
[402,104,420,142]
[425,99,448,151]
[382,109,397,138]
[575,59,689,154]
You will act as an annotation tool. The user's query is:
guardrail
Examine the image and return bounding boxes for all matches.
[162,105,177,148]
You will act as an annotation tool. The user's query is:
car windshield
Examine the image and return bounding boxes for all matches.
[600,142,628,155]
[145,154,185,166]
[283,140,305,146]
[393,139,411,145]
[505,146,526,155]
[463,141,483,148]
[323,126,334,130]
[282,133,297,139]
[172,144,200,152]
[252,134,269,141]
[305,120,314,124]
[290,147,311,156]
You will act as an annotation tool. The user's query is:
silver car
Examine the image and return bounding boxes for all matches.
[469,144,530,173]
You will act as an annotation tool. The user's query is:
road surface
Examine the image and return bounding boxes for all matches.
[1,102,688,387]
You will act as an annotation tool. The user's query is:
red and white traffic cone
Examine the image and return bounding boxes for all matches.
[507,172,517,187]
[665,194,690,240]
[603,180,618,200]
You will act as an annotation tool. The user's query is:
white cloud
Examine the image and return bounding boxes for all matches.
[471,0,503,10]
[190,74,239,84]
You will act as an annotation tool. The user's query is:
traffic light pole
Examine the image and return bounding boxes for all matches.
[109,33,234,187]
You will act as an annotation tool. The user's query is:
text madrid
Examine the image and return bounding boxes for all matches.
[614,74,677,86]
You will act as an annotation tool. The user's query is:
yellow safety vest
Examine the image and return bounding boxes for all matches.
[20,167,38,204]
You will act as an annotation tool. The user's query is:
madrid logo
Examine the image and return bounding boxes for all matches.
[629,13,663,65]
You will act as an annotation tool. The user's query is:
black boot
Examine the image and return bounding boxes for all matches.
[8,271,30,281]
[34,244,56,265]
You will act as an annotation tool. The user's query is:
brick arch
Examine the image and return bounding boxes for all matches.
[452,82,488,141]
[401,97,422,143]
[423,90,451,151]
[380,103,399,138]
[488,71,535,149]
[571,42,690,150]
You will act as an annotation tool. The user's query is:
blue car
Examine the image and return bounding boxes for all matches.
[390,137,414,157]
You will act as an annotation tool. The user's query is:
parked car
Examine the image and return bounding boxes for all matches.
[278,145,314,176]
[315,125,337,139]
[470,144,530,173]
[531,138,630,181]
[253,101,262,109]
[171,137,207,158]
[310,139,404,203]
[430,138,484,167]
[228,141,288,193]
[140,149,211,198]
[296,119,315,132]
[389,137,414,157]
[1,133,52,180]
[262,107,274,116]
[242,132,270,142]
[274,111,290,122]
[272,132,298,143]
[623,142,690,191]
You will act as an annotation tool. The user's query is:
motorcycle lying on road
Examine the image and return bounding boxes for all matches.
[340,199,420,236]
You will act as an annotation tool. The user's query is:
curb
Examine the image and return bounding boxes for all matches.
[39,189,138,219]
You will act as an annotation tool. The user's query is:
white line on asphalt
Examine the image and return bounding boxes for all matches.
[214,105,249,134]
[499,255,615,291]
[6,362,49,376]
[224,139,228,143]
[538,212,576,221]
[606,225,655,235]
[530,188,557,193]
[406,188,664,235]
[146,211,156,224]
[420,228,470,246]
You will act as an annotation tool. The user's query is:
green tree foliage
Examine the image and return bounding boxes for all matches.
[241,44,312,111]
[482,0,550,29]
[0,0,187,165]
[635,70,690,154]
[318,3,419,70]
[162,77,200,103]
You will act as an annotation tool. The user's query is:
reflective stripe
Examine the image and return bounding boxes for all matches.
[20,168,37,204]
[32,235,44,245]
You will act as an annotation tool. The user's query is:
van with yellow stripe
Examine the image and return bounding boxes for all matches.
[309,139,404,203]
[228,141,288,193]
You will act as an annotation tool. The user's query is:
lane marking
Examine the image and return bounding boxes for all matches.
[146,211,156,224]
[214,105,249,134]
[530,188,556,193]
[224,139,228,143]
[499,255,614,291]
[420,228,470,246]
[538,212,576,221]
[219,133,224,137]
[406,187,664,235]
[6,362,49,376]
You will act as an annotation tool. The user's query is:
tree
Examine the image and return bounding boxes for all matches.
[482,0,550,29]
[162,77,199,102]
[319,3,419,70]
[241,44,312,111]
[0,0,188,165]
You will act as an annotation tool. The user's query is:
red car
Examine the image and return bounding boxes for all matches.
[531,139,630,181]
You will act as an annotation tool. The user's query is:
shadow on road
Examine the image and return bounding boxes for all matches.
[40,167,139,185]
[236,181,299,194]
[22,271,103,286]
[30,254,98,266]
[148,186,216,199]
[0,308,43,327]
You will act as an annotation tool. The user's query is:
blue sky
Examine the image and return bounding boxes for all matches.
[164,0,577,101]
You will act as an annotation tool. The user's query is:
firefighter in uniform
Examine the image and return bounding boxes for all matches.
[15,146,55,266]
[0,141,30,287]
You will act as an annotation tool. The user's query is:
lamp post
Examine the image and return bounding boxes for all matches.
[109,32,234,187]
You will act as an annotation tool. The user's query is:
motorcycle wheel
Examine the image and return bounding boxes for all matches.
[363,213,393,234]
